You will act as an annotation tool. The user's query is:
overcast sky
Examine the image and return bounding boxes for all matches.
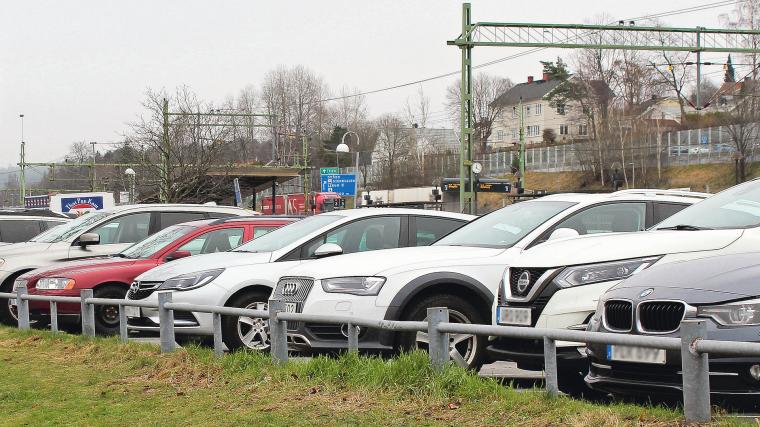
[0,0,743,166]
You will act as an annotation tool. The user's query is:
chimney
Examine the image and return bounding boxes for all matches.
[542,72,551,81]
[527,76,534,83]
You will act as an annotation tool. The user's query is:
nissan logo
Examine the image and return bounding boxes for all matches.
[516,271,531,294]
[282,282,299,296]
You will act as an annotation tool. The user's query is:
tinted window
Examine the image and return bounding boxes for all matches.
[253,226,278,239]
[414,217,465,246]
[89,213,152,244]
[551,202,646,236]
[159,212,206,228]
[121,225,195,259]
[302,216,402,258]
[0,220,43,243]
[41,220,66,231]
[179,228,245,255]
[233,215,340,253]
[653,202,688,225]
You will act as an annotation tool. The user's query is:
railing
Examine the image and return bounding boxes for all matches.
[4,285,760,423]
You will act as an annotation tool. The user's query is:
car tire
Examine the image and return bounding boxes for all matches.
[398,293,487,370]
[0,273,25,325]
[93,285,128,336]
[222,290,271,352]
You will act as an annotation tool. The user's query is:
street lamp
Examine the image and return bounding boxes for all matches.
[339,131,360,207]
[19,114,25,206]
[124,168,136,204]
[336,142,349,169]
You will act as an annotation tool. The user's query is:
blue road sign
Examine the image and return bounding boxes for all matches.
[320,174,356,197]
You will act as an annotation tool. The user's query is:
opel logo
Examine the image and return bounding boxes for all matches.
[282,282,299,296]
[516,271,531,294]
[639,288,654,298]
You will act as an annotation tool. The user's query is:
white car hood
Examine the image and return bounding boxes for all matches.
[284,245,506,280]
[136,251,273,281]
[0,242,54,259]
[514,229,744,267]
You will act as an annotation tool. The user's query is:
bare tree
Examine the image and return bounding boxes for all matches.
[721,1,760,79]
[405,86,430,129]
[329,86,367,131]
[374,114,412,189]
[720,80,760,183]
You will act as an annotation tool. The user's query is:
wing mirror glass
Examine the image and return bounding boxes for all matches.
[547,227,580,241]
[78,233,100,247]
[314,243,343,258]
[166,250,192,262]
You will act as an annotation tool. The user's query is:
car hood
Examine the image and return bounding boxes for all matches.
[284,245,506,279]
[0,242,54,259]
[136,251,273,281]
[512,229,743,268]
[20,256,141,281]
[606,252,760,305]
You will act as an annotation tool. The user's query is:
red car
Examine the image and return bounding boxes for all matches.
[17,216,299,334]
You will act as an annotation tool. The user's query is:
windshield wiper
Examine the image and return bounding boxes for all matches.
[657,224,712,231]
[233,250,258,253]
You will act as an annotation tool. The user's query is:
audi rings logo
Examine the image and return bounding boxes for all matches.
[516,271,531,294]
[282,282,299,296]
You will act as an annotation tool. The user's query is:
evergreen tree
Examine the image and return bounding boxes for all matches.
[725,54,736,83]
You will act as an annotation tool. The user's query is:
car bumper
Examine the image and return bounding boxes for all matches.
[126,285,229,336]
[486,337,588,370]
[26,289,82,314]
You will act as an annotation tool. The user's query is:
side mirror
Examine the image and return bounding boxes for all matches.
[166,250,192,262]
[547,228,580,241]
[78,233,100,248]
[314,243,343,259]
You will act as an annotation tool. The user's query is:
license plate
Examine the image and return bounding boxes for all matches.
[607,345,666,364]
[284,302,297,313]
[497,306,532,326]
[124,306,141,318]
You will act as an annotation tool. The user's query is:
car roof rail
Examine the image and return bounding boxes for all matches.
[612,189,711,199]
[209,215,303,225]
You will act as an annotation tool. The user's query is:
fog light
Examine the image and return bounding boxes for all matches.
[750,365,760,381]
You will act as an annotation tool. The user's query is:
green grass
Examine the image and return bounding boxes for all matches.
[0,327,744,426]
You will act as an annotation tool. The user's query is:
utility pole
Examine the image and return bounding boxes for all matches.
[161,98,170,203]
[695,27,704,109]
[90,141,97,192]
[19,114,25,206]
[519,99,525,191]
[303,134,310,212]
[457,2,474,214]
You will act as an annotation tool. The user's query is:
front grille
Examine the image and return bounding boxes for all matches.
[274,277,315,331]
[638,301,685,333]
[509,268,548,298]
[126,281,162,300]
[604,300,633,331]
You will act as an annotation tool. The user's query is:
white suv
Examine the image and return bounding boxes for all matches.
[490,179,760,384]
[0,204,253,323]
[274,190,707,368]
[126,209,474,350]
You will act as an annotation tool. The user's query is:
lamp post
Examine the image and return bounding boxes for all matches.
[124,168,136,204]
[19,114,25,206]
[628,162,635,189]
[340,131,360,207]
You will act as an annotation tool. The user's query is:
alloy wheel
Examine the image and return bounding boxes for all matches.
[236,302,270,351]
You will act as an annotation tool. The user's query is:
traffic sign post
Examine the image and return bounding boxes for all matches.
[320,174,356,197]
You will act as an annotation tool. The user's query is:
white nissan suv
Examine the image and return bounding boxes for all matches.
[274,189,706,368]
[490,178,760,386]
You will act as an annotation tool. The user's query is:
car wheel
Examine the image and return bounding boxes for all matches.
[222,291,271,352]
[93,285,128,336]
[399,293,487,370]
[0,275,23,325]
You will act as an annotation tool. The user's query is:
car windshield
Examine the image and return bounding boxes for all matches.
[29,211,112,243]
[656,180,760,230]
[119,225,195,259]
[232,215,341,253]
[435,200,576,248]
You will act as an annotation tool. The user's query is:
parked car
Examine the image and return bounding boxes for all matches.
[126,208,474,351]
[0,210,69,245]
[689,145,710,155]
[490,178,760,389]
[0,204,255,324]
[586,252,760,398]
[713,143,736,153]
[270,189,707,369]
[667,145,690,156]
[13,216,297,334]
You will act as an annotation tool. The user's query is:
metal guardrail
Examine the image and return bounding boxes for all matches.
[4,285,760,423]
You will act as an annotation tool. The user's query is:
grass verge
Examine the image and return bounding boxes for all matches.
[0,327,742,426]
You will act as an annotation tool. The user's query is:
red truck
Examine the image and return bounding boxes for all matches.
[261,192,343,215]
[16,216,298,334]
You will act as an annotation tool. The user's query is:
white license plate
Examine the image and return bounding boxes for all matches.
[607,345,666,364]
[284,302,297,313]
[124,306,141,318]
[497,306,532,326]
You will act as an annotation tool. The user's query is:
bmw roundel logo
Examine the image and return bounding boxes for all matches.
[639,288,654,298]
[516,271,531,293]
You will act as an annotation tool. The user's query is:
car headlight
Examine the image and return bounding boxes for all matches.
[320,276,386,296]
[698,298,760,327]
[158,269,224,291]
[554,257,661,288]
[36,278,76,290]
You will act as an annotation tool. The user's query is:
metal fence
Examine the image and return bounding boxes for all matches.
[4,285,760,423]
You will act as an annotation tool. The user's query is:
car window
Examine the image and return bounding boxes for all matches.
[0,220,43,243]
[413,217,465,246]
[120,225,195,259]
[653,202,688,225]
[551,202,646,236]
[657,180,760,229]
[159,212,206,228]
[233,215,340,253]
[253,226,278,239]
[40,220,65,231]
[302,216,402,258]
[178,228,245,255]
[89,212,151,245]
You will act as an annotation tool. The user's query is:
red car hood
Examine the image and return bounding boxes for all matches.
[21,257,152,283]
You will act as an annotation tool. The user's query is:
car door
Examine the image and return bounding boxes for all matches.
[176,227,246,256]
[409,216,468,246]
[69,212,153,259]
[294,215,405,260]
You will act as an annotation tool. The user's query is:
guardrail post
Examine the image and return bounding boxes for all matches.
[16,284,30,330]
[543,337,559,397]
[347,323,359,353]
[80,289,95,337]
[50,301,58,333]
[427,307,449,370]
[157,291,175,353]
[268,299,288,364]
[681,319,710,423]
[118,305,128,343]
[212,313,224,357]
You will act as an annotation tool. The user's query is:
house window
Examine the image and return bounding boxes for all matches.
[526,105,531,115]
[535,104,542,115]
[559,124,569,135]
[497,130,504,141]
[556,104,566,115]
[512,107,517,118]
[526,125,540,137]
[511,128,517,139]
[578,124,588,136]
